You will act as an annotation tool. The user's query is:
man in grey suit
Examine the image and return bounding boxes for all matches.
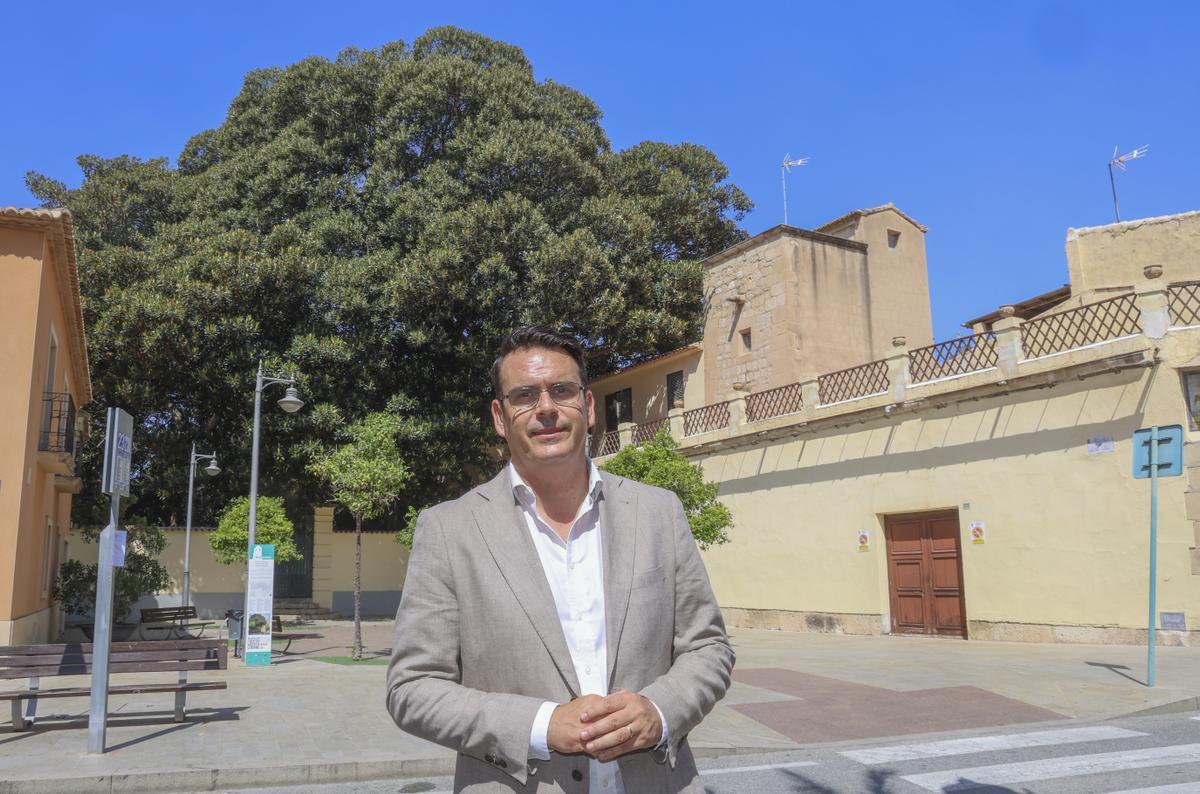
[386,326,734,792]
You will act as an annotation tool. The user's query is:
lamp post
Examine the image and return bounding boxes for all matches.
[182,444,220,609]
[241,361,303,656]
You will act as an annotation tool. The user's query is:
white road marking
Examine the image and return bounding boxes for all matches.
[842,726,1146,764]
[902,742,1200,791]
[1105,784,1200,793]
[702,761,819,775]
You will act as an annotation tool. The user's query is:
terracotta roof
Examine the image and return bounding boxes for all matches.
[960,285,1072,329]
[589,344,702,387]
[815,202,929,234]
[1,207,92,403]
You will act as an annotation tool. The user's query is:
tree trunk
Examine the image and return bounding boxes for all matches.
[353,514,363,660]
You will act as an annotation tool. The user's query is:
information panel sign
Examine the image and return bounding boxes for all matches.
[101,408,133,497]
[245,544,276,666]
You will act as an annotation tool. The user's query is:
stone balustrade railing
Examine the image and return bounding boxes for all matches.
[590,282,1185,458]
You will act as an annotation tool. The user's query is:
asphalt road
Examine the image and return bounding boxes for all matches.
[225,711,1200,793]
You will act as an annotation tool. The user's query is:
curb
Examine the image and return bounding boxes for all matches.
[0,745,785,794]
[1117,695,1200,719]
[0,757,458,794]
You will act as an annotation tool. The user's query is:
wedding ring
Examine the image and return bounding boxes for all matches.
[627,725,634,742]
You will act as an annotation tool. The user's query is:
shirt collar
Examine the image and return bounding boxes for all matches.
[508,460,604,509]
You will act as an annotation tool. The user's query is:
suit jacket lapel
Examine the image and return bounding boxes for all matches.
[471,470,581,697]
[600,472,637,689]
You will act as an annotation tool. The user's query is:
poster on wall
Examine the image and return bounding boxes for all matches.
[970,521,986,545]
[245,544,276,667]
[856,529,870,552]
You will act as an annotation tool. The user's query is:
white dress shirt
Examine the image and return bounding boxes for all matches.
[510,462,666,793]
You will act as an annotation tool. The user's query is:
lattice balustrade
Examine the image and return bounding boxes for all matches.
[682,402,730,437]
[818,360,889,405]
[908,333,998,383]
[591,431,620,457]
[1020,293,1140,359]
[745,382,804,422]
[632,418,668,444]
[1169,281,1200,327]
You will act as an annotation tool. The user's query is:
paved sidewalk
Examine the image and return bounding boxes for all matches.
[1,620,1197,793]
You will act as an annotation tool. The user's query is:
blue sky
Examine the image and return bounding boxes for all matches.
[3,1,1196,341]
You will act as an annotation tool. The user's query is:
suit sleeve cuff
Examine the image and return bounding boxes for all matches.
[529,701,557,760]
[650,698,669,749]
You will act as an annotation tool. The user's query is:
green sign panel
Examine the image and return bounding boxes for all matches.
[245,544,276,667]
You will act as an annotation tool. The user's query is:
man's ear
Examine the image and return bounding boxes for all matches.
[585,389,596,432]
[490,398,508,439]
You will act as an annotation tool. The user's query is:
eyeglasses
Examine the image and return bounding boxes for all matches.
[499,382,585,409]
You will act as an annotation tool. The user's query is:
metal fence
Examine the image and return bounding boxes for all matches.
[1169,281,1200,327]
[1021,293,1140,359]
[908,333,998,383]
[38,392,76,454]
[745,382,804,422]
[682,402,730,437]
[632,418,668,444]
[591,431,620,457]
[818,360,889,405]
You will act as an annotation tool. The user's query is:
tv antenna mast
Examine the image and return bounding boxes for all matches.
[781,154,809,225]
[1108,145,1148,222]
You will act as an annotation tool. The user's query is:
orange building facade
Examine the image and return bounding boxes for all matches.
[0,207,91,644]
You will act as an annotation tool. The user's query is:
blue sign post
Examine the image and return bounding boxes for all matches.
[1132,425,1183,687]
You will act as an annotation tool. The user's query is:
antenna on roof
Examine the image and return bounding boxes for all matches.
[1107,145,1149,223]
[781,154,809,226]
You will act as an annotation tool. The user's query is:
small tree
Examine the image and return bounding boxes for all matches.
[600,428,732,550]
[310,412,411,659]
[210,496,301,565]
[53,523,171,625]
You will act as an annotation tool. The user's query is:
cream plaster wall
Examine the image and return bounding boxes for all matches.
[1067,210,1200,296]
[697,356,1200,638]
[590,349,703,434]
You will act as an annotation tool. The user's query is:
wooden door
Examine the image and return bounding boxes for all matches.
[885,511,966,638]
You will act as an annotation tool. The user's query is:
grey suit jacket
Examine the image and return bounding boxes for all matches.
[386,468,734,792]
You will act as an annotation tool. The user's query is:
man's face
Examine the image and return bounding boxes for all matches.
[491,347,595,471]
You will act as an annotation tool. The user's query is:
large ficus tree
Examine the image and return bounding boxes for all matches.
[29,27,751,530]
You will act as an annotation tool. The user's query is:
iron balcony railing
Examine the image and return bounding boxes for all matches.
[39,392,76,455]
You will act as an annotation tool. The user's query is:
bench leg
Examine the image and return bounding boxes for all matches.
[24,675,39,727]
[174,671,187,722]
[11,699,28,732]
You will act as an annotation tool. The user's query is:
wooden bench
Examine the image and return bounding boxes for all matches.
[139,606,216,640]
[0,638,227,732]
[271,616,321,654]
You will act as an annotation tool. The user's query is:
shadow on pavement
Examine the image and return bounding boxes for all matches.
[766,766,1037,793]
[1086,660,1148,687]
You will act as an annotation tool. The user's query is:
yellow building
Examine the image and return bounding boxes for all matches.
[0,207,92,645]
[591,207,1200,645]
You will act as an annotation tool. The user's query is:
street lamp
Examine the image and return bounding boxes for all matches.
[182,444,220,608]
[241,361,303,656]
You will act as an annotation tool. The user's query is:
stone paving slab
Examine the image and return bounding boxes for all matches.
[0,623,1196,792]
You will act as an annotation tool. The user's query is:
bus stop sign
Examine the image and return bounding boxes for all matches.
[1132,425,1183,479]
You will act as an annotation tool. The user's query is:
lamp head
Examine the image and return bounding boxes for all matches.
[278,385,304,414]
[204,455,221,477]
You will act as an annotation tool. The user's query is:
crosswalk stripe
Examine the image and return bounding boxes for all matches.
[702,761,819,775]
[902,742,1200,791]
[842,726,1145,764]
[1104,784,1200,793]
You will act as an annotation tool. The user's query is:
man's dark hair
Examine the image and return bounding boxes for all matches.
[491,325,588,397]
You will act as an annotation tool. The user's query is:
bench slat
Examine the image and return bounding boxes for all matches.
[0,649,223,666]
[0,681,227,701]
[139,607,199,622]
[0,639,224,655]
[1,659,227,679]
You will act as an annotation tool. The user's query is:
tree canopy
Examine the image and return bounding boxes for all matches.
[600,429,732,550]
[29,27,751,527]
[210,496,300,564]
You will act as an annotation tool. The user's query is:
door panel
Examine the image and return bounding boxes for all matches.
[885,511,966,638]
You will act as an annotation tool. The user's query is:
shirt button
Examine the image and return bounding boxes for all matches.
[584,666,591,675]
[602,778,612,789]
